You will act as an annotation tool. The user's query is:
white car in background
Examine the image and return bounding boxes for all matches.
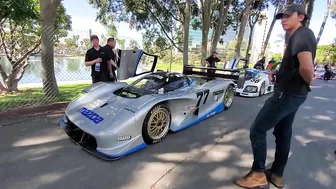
[235,68,274,97]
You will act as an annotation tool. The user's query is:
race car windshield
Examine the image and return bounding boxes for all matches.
[120,75,167,97]
[245,70,259,80]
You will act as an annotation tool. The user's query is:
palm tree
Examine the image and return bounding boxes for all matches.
[316,0,332,44]
[305,0,315,27]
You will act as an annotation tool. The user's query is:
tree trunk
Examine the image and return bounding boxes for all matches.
[40,0,61,97]
[260,17,276,57]
[201,0,212,66]
[246,25,255,57]
[316,0,331,44]
[234,0,252,58]
[210,0,232,53]
[287,0,294,4]
[305,0,315,27]
[183,0,191,66]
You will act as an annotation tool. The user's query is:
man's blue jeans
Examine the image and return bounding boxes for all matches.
[250,90,307,177]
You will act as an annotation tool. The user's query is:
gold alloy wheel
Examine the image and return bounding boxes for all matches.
[147,107,170,140]
[224,86,234,108]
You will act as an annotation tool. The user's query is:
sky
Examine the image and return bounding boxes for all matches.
[62,0,336,47]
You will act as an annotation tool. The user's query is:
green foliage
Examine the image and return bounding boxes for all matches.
[65,35,79,51]
[88,0,190,52]
[272,53,282,61]
[0,0,39,24]
[315,45,336,64]
[129,39,140,49]
[117,39,126,49]
[0,0,72,91]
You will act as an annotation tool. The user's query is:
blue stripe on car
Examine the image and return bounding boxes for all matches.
[174,103,225,132]
[97,142,147,158]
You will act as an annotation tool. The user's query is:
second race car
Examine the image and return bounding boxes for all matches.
[60,49,241,160]
[235,68,274,97]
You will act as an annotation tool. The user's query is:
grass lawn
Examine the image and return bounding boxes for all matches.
[0,83,91,111]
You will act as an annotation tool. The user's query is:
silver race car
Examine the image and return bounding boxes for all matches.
[235,68,274,97]
[60,50,241,160]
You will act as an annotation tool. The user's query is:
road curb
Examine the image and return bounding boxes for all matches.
[0,102,69,121]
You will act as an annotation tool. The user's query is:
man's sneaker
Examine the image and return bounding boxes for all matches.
[234,171,269,189]
[264,169,284,188]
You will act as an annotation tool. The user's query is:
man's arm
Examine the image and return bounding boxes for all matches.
[297,51,314,84]
[110,60,118,68]
[84,51,98,66]
[292,30,316,85]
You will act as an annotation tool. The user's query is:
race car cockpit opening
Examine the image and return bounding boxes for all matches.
[245,69,259,81]
[114,72,191,98]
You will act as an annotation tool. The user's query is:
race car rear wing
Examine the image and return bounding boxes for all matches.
[183,65,246,88]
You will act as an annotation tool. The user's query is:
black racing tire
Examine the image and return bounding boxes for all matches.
[223,85,235,110]
[259,81,266,96]
[142,104,171,145]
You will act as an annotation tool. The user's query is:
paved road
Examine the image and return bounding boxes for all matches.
[0,80,335,189]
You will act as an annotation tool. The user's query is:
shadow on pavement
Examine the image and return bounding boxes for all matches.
[0,80,335,189]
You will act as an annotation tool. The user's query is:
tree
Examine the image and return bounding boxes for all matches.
[199,0,212,65]
[88,0,196,67]
[210,0,233,53]
[246,0,268,57]
[0,0,71,91]
[315,44,336,64]
[65,35,79,52]
[40,0,68,97]
[129,39,139,49]
[88,0,185,51]
[260,0,287,57]
[316,0,332,44]
[183,0,191,66]
[234,0,254,58]
[304,0,315,27]
[331,0,336,18]
[117,39,126,49]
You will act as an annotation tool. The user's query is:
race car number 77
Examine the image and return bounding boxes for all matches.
[196,89,210,109]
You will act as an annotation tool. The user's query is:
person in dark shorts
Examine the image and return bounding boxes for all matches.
[103,37,118,82]
[235,4,316,189]
[254,56,266,70]
[205,51,221,77]
[84,35,111,84]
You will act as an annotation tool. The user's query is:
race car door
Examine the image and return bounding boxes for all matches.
[116,50,158,80]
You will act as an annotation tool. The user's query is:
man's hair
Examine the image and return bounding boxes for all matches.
[107,37,115,43]
[90,35,99,41]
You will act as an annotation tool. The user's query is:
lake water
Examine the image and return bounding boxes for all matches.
[0,55,153,88]
[0,55,92,88]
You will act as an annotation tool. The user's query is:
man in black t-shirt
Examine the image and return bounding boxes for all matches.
[205,51,221,77]
[235,4,317,189]
[84,35,111,83]
[103,38,119,82]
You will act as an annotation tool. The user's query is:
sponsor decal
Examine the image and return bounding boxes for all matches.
[108,97,116,103]
[185,105,196,111]
[213,90,224,96]
[206,111,216,118]
[117,135,132,141]
[124,107,136,113]
[77,107,104,124]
